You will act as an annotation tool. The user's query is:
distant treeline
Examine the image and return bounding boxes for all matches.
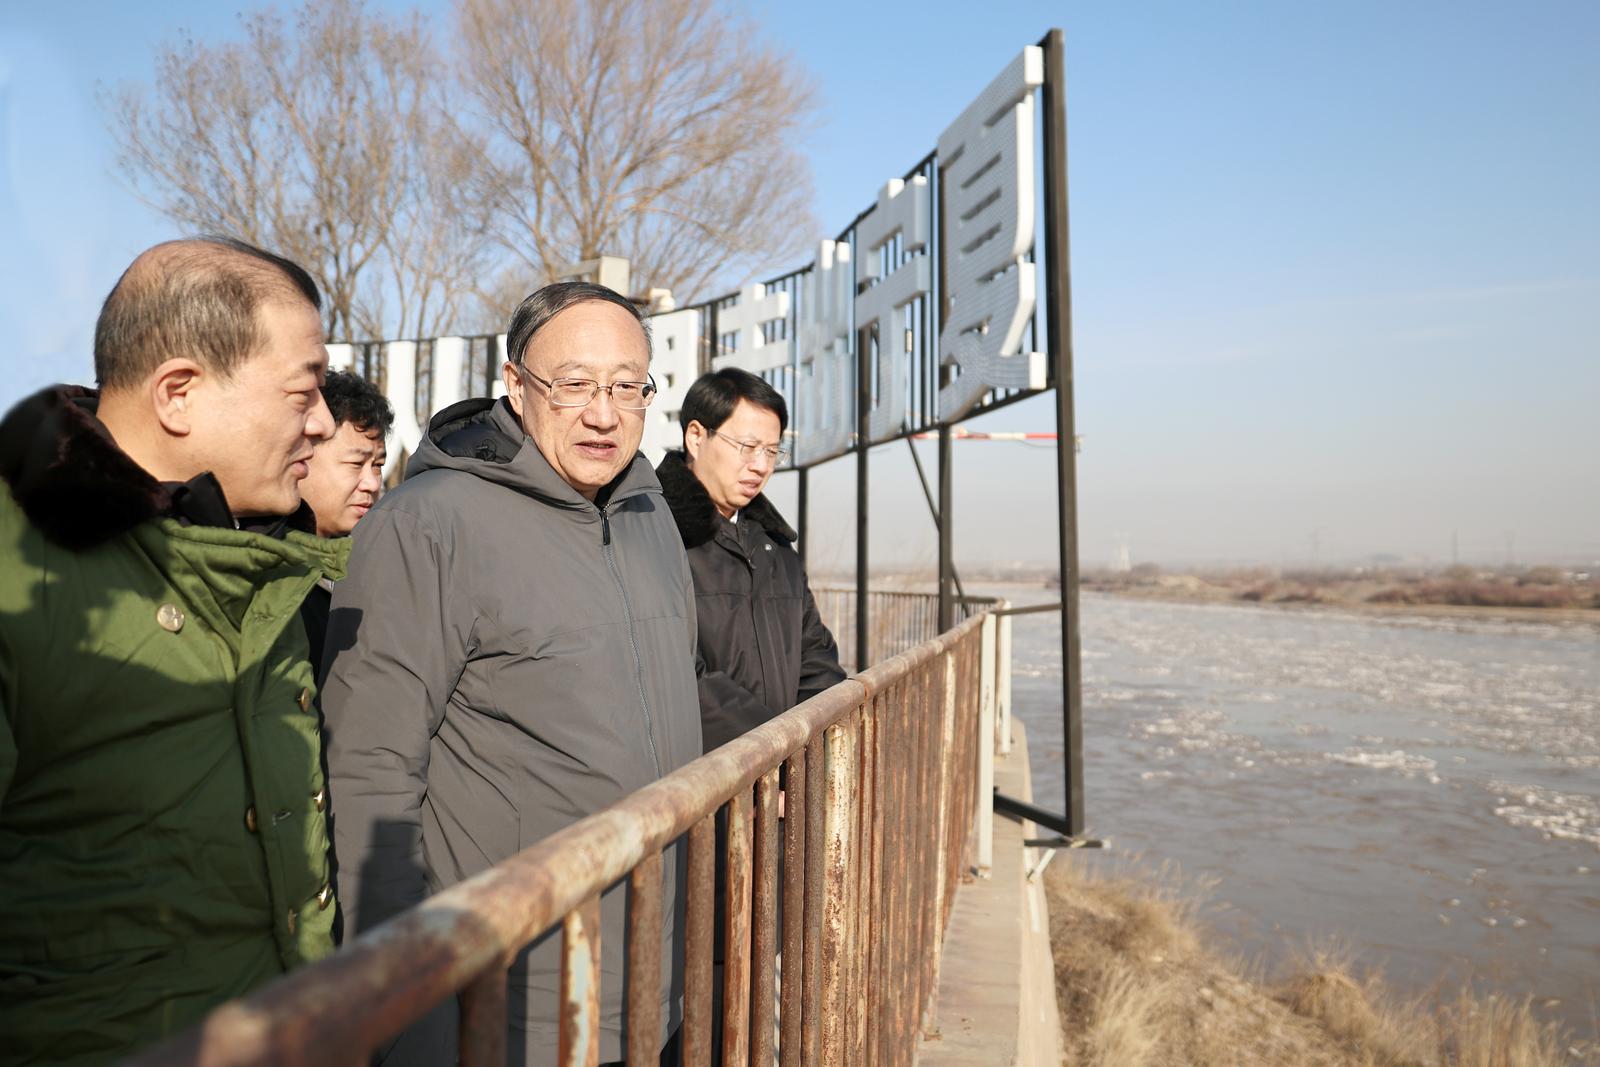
[1083,564,1600,612]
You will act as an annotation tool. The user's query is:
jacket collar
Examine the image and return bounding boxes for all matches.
[411,396,659,512]
[0,385,176,550]
[0,385,313,551]
[656,449,795,550]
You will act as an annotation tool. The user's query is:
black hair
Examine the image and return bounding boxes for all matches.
[506,281,647,367]
[679,367,788,435]
[321,369,394,437]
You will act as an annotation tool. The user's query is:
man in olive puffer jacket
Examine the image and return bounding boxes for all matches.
[0,237,346,1066]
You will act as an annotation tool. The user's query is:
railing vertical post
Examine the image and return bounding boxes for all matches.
[559,895,602,1067]
[751,771,780,1067]
[819,719,855,1066]
[684,818,716,1067]
[850,703,876,1063]
[921,649,959,1038]
[780,747,807,1067]
[880,682,907,1067]
[908,654,935,1043]
[975,616,996,878]
[801,732,825,1067]
[864,693,887,1067]
[722,792,754,1067]
[997,604,1013,756]
[625,853,663,1067]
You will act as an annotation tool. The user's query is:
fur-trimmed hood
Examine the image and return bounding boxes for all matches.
[0,384,313,550]
[0,386,176,551]
[655,449,795,550]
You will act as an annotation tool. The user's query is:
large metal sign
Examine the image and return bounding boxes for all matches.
[331,31,1086,837]
[333,41,1054,472]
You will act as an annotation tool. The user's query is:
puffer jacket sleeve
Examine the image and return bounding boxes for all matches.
[320,506,471,938]
[796,584,847,703]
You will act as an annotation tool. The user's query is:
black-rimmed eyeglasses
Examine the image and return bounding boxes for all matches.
[708,428,789,465]
[514,363,657,410]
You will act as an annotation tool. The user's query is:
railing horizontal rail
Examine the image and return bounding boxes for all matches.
[126,609,995,1067]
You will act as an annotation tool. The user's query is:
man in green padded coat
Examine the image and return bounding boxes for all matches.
[0,236,348,1066]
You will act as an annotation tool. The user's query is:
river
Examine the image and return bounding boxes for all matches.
[995,587,1600,1038]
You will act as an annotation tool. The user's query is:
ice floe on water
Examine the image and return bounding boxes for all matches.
[1490,780,1600,850]
[1329,748,1441,779]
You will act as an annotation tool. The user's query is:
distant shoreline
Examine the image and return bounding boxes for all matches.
[1086,583,1600,627]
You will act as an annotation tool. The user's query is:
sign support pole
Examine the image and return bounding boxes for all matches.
[1041,27,1085,836]
[937,425,954,631]
[796,467,809,570]
[855,331,871,673]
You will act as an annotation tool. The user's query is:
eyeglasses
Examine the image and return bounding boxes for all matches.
[708,428,789,465]
[515,363,657,410]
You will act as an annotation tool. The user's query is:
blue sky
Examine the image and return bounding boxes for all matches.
[2,1,1596,566]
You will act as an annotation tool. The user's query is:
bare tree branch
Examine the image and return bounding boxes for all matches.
[106,0,488,343]
[457,0,818,312]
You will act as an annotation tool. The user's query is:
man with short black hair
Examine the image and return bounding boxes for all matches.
[301,369,392,540]
[0,236,344,1064]
[298,369,392,679]
[321,282,699,1066]
[657,367,844,754]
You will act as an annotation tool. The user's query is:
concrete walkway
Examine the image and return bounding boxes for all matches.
[917,720,1064,1067]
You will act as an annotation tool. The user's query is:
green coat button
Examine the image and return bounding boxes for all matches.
[156,603,185,633]
[297,687,314,713]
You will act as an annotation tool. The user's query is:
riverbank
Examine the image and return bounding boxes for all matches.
[1042,858,1599,1066]
[1082,569,1600,626]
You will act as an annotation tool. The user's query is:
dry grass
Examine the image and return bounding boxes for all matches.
[1044,858,1595,1067]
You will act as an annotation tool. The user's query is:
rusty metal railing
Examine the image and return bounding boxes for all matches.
[813,586,993,672]
[125,604,1006,1067]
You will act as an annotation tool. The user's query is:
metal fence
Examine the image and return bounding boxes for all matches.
[813,587,995,673]
[126,600,1010,1067]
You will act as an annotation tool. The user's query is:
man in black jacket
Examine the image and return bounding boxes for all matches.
[298,369,391,680]
[657,368,845,753]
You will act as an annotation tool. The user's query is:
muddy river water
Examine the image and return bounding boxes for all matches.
[997,588,1600,1037]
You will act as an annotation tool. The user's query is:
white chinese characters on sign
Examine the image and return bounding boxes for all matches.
[855,176,931,442]
[793,240,854,465]
[711,283,790,372]
[936,45,1047,420]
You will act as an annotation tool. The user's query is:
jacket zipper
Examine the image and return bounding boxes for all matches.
[600,505,663,777]
[738,528,769,698]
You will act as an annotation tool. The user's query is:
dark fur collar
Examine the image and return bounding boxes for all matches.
[656,449,796,549]
[0,386,173,550]
[0,385,311,550]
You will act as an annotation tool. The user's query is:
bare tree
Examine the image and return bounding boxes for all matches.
[109,0,486,342]
[456,0,819,308]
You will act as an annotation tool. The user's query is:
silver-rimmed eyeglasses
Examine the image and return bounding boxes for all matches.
[514,363,657,410]
[708,428,789,465]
